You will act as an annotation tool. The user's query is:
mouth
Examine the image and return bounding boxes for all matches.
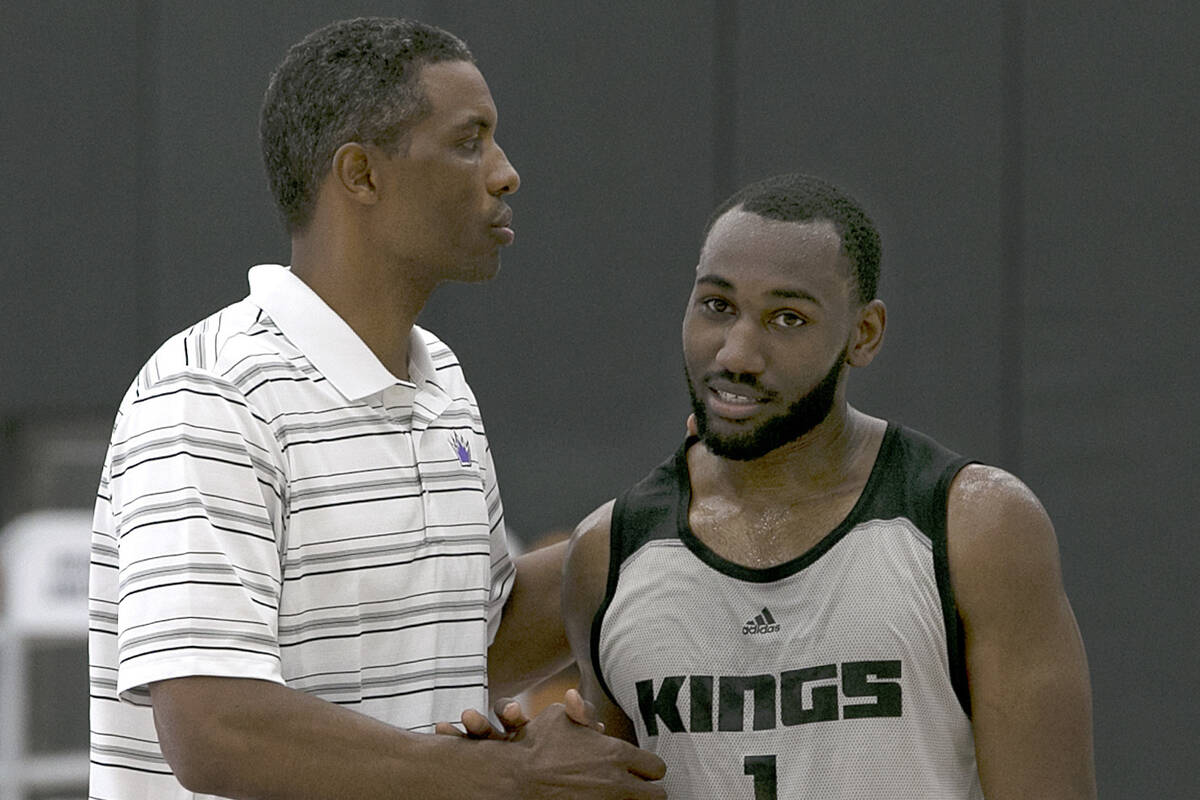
[706,381,769,420]
[489,206,515,245]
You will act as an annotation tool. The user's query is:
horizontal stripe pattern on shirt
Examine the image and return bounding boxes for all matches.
[90,289,514,797]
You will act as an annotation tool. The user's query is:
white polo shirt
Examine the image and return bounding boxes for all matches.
[89,264,515,797]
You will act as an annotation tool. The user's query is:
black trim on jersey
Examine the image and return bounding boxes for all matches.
[866,424,974,717]
[590,446,687,707]
[590,490,641,707]
[589,528,620,706]
[673,430,895,584]
[931,460,974,717]
[596,421,976,718]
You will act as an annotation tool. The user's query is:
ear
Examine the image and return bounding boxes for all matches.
[846,299,886,368]
[331,142,379,206]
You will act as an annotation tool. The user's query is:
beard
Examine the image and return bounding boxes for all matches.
[687,349,847,461]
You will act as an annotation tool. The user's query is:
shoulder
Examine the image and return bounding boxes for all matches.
[110,302,288,448]
[947,464,1054,550]
[563,501,615,626]
[414,325,467,382]
[128,299,282,397]
[946,464,1066,622]
[565,501,615,579]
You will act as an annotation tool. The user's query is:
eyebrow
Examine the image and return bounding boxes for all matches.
[452,114,493,133]
[696,274,822,306]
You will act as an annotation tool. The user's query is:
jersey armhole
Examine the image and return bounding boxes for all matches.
[933,457,975,717]
[589,492,629,708]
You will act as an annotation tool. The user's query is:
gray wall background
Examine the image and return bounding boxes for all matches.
[1,1,1196,797]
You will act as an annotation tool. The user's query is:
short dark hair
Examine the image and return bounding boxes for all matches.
[706,173,882,304]
[260,17,474,232]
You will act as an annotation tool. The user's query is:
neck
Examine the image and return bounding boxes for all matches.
[699,404,883,505]
[290,228,435,382]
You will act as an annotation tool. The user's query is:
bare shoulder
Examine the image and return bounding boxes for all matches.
[946,464,1066,618]
[948,464,1056,547]
[563,500,616,635]
[570,499,616,551]
[945,460,1051,534]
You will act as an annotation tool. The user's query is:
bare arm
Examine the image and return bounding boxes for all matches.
[488,539,574,700]
[948,465,1097,799]
[151,673,665,799]
[152,676,511,798]
[563,501,641,744]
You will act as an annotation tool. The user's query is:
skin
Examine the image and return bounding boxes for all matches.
[564,207,1097,798]
[289,60,520,380]
[148,59,666,800]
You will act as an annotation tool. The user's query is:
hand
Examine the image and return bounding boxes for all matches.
[516,703,667,799]
[434,698,528,741]
[434,689,602,740]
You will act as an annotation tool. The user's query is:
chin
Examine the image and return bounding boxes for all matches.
[701,428,777,461]
[452,256,502,284]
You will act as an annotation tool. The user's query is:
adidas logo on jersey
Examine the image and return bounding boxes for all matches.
[742,607,780,634]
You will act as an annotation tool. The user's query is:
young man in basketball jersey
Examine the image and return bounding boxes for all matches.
[563,174,1097,798]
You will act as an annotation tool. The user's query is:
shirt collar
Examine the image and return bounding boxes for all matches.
[248,264,431,401]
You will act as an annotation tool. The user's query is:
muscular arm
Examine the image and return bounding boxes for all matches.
[151,676,517,798]
[563,501,640,743]
[151,672,665,799]
[488,539,574,700]
[948,465,1097,799]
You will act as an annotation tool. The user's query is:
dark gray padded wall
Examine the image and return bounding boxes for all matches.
[1022,4,1199,796]
[733,3,1008,465]
[0,2,143,416]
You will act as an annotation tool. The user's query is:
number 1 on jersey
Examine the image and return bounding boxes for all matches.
[743,754,777,800]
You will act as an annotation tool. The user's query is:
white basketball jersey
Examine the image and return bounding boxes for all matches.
[594,423,983,799]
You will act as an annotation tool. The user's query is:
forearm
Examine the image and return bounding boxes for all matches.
[488,540,573,698]
[152,677,520,799]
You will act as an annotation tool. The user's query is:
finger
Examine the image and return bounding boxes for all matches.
[494,699,529,732]
[563,688,601,731]
[492,696,517,720]
[433,721,466,738]
[686,413,699,436]
[621,744,668,781]
[460,708,496,738]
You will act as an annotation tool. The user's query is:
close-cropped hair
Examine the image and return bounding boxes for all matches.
[706,173,882,304]
[260,17,474,232]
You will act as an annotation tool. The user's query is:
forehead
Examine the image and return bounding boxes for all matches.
[698,208,853,290]
[416,60,497,125]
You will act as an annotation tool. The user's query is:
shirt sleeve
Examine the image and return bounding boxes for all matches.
[105,368,288,701]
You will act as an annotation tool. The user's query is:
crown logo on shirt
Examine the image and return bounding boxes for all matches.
[449,432,472,467]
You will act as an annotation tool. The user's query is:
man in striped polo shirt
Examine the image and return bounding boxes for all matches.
[88,17,665,800]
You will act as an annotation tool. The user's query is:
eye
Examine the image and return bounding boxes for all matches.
[701,297,733,315]
[770,310,806,329]
[459,136,482,153]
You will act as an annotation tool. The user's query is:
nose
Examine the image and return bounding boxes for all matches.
[714,317,766,375]
[488,143,520,196]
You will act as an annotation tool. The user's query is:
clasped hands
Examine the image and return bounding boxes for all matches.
[434,688,603,741]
